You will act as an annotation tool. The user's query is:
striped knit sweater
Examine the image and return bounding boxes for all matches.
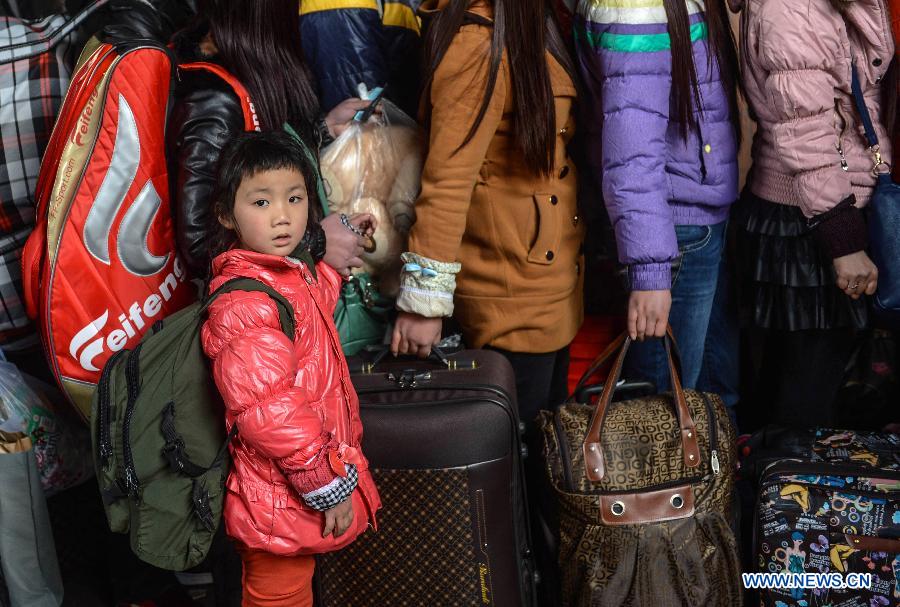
[576,0,738,291]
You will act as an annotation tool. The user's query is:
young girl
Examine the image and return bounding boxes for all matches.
[576,0,742,412]
[201,131,380,607]
[168,0,374,282]
[735,0,894,427]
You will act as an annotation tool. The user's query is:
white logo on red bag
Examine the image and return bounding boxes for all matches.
[83,94,169,276]
[68,258,187,371]
[71,88,100,147]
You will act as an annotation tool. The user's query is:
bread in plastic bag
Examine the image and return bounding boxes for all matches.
[320,100,423,296]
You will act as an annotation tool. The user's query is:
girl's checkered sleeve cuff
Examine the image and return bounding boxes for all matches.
[301,464,358,512]
[396,252,461,318]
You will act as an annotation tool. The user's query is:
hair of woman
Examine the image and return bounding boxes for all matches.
[201,0,320,138]
[665,0,740,140]
[421,0,578,177]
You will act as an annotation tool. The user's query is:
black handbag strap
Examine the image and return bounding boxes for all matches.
[850,64,879,149]
[850,63,891,175]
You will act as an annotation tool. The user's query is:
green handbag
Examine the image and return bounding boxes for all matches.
[283,123,394,355]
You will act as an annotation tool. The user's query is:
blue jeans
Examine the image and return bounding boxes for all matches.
[624,221,740,412]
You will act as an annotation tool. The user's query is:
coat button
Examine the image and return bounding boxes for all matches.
[549,195,558,205]
[546,251,554,261]
[704,143,712,154]
[559,165,569,179]
[873,58,882,67]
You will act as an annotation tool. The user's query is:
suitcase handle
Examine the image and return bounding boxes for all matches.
[574,380,656,404]
[580,329,701,482]
[355,345,451,373]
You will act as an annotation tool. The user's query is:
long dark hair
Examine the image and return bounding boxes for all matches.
[422,0,578,177]
[210,131,325,261]
[201,0,319,137]
[665,0,740,140]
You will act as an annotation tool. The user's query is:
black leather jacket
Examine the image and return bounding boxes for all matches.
[166,34,245,279]
[167,28,326,279]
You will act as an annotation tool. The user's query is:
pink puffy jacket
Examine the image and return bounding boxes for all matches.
[734,0,894,216]
[201,248,380,555]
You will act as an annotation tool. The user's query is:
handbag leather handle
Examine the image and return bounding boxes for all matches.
[568,332,628,400]
[582,328,701,482]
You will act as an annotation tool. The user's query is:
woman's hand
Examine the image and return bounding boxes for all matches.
[833,251,878,300]
[391,312,442,358]
[322,497,354,538]
[627,290,672,341]
[324,98,381,139]
[321,213,376,277]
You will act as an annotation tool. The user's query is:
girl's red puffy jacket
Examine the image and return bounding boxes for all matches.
[201,248,380,555]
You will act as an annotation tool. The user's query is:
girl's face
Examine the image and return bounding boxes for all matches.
[220,167,309,256]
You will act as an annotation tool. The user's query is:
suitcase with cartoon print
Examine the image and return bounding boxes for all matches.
[314,347,536,607]
[747,428,900,607]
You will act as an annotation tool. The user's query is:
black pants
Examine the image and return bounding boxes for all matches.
[756,328,856,428]
[488,346,569,607]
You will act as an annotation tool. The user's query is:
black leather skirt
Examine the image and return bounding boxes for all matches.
[738,191,867,331]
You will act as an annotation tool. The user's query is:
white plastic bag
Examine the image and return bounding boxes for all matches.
[0,358,93,496]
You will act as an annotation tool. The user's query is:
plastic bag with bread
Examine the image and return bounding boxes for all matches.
[320,100,423,296]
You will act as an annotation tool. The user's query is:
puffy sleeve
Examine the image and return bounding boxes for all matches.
[754,0,850,217]
[576,0,678,291]
[201,291,344,503]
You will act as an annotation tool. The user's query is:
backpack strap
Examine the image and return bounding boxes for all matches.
[161,278,293,480]
[202,277,296,339]
[179,61,260,132]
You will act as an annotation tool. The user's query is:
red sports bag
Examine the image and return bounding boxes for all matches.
[22,38,258,418]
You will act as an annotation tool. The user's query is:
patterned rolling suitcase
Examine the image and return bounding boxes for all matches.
[747,428,900,607]
[315,348,536,607]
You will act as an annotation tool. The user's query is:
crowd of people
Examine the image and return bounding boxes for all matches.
[0,0,898,605]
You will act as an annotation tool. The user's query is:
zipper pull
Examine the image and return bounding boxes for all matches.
[124,468,141,498]
[836,143,849,171]
[711,449,721,475]
[99,443,113,469]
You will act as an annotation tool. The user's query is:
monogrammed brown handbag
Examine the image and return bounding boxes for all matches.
[540,332,741,606]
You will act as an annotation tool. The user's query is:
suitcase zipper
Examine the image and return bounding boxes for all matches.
[121,343,144,499]
[595,475,706,496]
[97,349,127,469]
[700,393,720,475]
[355,382,513,404]
[553,411,576,492]
[761,460,900,484]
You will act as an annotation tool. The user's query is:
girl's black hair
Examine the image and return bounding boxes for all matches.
[209,130,325,265]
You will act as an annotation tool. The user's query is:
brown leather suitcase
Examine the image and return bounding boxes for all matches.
[315,348,536,607]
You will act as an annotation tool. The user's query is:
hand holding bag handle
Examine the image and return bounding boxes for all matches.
[581,328,701,482]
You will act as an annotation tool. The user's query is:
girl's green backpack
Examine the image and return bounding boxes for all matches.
[90,278,294,571]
